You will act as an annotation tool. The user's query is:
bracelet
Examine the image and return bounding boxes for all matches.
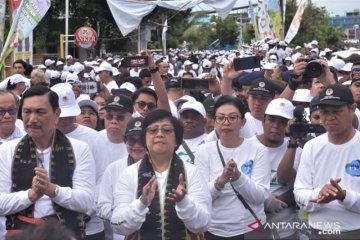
[214,178,224,191]
[287,140,298,148]
[149,67,159,74]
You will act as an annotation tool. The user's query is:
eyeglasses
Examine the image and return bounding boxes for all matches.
[136,101,157,111]
[146,126,174,135]
[0,108,17,117]
[214,115,241,124]
[125,136,142,146]
[105,113,126,122]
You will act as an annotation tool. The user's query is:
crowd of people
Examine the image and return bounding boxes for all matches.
[0,37,359,240]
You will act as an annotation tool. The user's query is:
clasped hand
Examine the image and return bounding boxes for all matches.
[29,167,56,202]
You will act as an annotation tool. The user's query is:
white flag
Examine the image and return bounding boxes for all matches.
[284,0,307,44]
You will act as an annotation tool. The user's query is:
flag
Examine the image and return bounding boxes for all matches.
[284,0,307,44]
[267,0,284,39]
[258,0,275,39]
[0,0,51,70]
[0,0,6,54]
[162,18,168,55]
[248,0,259,41]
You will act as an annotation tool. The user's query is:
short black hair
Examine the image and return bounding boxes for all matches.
[139,68,151,79]
[131,87,158,104]
[21,85,59,111]
[141,109,183,151]
[13,59,27,69]
[213,95,246,119]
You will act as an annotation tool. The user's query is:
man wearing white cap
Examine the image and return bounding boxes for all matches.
[51,83,111,239]
[63,55,74,72]
[44,59,56,85]
[176,100,207,164]
[253,98,302,239]
[98,61,119,93]
[177,60,197,77]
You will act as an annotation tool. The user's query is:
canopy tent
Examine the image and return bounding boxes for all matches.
[107,0,237,36]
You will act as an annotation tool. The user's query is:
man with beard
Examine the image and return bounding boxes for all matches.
[176,100,207,164]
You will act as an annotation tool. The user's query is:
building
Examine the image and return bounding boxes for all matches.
[330,9,360,40]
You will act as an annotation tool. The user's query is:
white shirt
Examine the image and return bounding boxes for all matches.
[99,130,128,164]
[0,137,96,238]
[240,112,264,138]
[195,138,271,237]
[176,133,207,164]
[294,132,360,232]
[0,126,25,145]
[98,156,128,240]
[110,160,212,236]
[105,80,119,93]
[67,124,111,235]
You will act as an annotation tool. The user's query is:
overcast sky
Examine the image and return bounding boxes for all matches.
[307,0,357,16]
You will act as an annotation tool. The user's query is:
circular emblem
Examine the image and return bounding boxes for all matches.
[75,27,97,49]
[62,96,68,102]
[325,88,333,96]
[113,96,120,102]
[134,121,142,127]
[259,82,265,88]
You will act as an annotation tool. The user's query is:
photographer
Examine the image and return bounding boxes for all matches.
[279,56,337,101]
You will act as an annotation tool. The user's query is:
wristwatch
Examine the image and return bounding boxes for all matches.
[287,140,298,149]
[149,67,159,74]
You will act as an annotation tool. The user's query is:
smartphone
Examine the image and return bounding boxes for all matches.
[181,78,209,90]
[233,56,261,71]
[80,82,100,94]
[122,56,148,68]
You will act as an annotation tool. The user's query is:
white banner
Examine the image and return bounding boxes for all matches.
[257,0,275,39]
[284,0,307,44]
[107,0,237,36]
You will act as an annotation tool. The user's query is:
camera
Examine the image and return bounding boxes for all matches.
[289,106,326,138]
[166,77,209,90]
[303,57,323,78]
[233,56,261,71]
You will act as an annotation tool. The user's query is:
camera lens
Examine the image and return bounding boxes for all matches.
[304,61,322,78]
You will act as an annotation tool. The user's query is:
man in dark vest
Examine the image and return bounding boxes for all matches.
[0,86,96,239]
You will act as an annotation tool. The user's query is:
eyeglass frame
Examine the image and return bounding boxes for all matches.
[146,126,175,135]
[0,108,17,117]
[135,101,157,111]
[214,114,242,124]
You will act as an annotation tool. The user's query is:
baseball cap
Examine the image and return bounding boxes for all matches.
[51,83,81,117]
[202,97,215,114]
[263,62,277,70]
[66,73,81,84]
[178,100,206,118]
[248,78,275,98]
[9,74,28,85]
[166,77,181,89]
[66,55,73,60]
[106,94,133,114]
[309,95,320,113]
[120,82,136,93]
[50,70,61,80]
[265,98,294,119]
[112,67,120,77]
[329,58,345,71]
[76,95,99,113]
[44,59,55,67]
[174,95,196,108]
[124,117,144,137]
[72,64,85,74]
[317,84,354,106]
[202,59,212,69]
[37,64,46,69]
[295,46,301,50]
[56,60,64,66]
[98,61,113,72]
[292,89,313,103]
[184,60,193,66]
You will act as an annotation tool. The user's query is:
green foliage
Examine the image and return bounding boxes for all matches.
[243,24,255,44]
[210,15,239,48]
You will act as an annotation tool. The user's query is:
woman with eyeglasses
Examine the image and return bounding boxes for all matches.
[110,109,211,239]
[98,117,147,240]
[195,95,271,240]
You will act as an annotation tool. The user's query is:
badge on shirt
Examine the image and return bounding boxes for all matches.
[345,160,360,177]
[241,160,254,175]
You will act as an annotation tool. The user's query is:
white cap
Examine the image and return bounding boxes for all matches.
[84,61,93,68]
[9,74,27,85]
[56,60,64,66]
[178,100,206,118]
[51,83,81,117]
[202,59,212,69]
[184,60,193,66]
[107,57,114,62]
[263,62,277,70]
[76,95,98,113]
[329,58,346,71]
[66,55,73,60]
[324,48,332,53]
[37,64,46,69]
[50,70,61,79]
[265,98,294,119]
[72,64,85,74]
[292,89,313,103]
[295,46,301,50]
[61,72,70,82]
[174,95,196,107]
[44,59,55,67]
[285,57,291,61]
[97,61,113,72]
[65,73,81,84]
[112,67,120,76]
[342,62,353,72]
[311,40,318,46]
[120,82,136,93]
[270,55,278,60]
[279,41,286,46]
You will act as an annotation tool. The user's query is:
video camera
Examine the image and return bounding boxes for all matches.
[289,106,326,138]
